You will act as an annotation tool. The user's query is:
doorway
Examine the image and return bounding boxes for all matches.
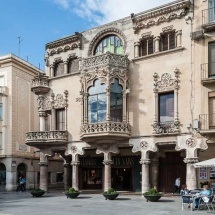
[0,163,6,191]
[111,168,132,191]
[159,152,186,192]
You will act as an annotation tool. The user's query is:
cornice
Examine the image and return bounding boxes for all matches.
[131,0,190,33]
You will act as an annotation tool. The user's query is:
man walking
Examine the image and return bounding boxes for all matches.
[173,177,180,194]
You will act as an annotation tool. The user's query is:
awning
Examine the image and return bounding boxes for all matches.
[193,158,215,168]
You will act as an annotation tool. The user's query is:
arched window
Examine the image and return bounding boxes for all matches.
[94,35,123,55]
[88,80,106,123]
[110,79,123,122]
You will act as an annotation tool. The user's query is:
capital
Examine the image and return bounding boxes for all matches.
[183,157,199,164]
[71,161,80,166]
[139,159,151,165]
[39,162,48,166]
[103,160,113,165]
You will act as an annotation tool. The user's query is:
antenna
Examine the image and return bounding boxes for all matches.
[17,36,23,57]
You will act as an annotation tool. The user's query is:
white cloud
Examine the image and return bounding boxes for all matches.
[51,0,173,25]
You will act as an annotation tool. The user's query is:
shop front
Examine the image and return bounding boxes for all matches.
[79,156,141,191]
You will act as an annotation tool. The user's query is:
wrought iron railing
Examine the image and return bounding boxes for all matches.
[199,114,215,130]
[81,52,129,71]
[25,130,68,143]
[202,7,215,25]
[80,122,131,136]
[201,63,215,80]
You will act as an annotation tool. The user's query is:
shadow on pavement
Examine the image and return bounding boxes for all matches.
[114,198,131,201]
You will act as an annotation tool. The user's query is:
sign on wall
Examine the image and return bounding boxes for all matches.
[199,167,207,180]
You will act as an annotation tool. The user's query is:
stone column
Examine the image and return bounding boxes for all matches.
[83,93,88,124]
[154,36,160,53]
[184,157,198,190]
[51,108,56,130]
[103,159,113,191]
[140,159,151,193]
[64,61,68,74]
[134,42,140,58]
[39,153,48,192]
[150,160,159,190]
[176,30,182,48]
[106,71,110,122]
[122,90,127,122]
[71,161,79,190]
[64,163,71,190]
[50,65,54,77]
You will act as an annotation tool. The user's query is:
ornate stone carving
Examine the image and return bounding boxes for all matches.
[200,142,208,150]
[103,160,113,165]
[131,1,190,33]
[71,161,80,166]
[96,144,119,154]
[31,74,50,95]
[186,138,196,148]
[152,121,180,134]
[25,131,68,143]
[71,146,77,154]
[140,141,148,149]
[139,159,151,165]
[80,122,131,136]
[81,52,129,72]
[141,31,152,39]
[183,157,199,164]
[39,162,48,166]
[162,25,174,32]
[46,33,82,56]
[88,28,127,56]
[153,71,179,93]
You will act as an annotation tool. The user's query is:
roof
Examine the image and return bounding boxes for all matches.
[193,158,215,168]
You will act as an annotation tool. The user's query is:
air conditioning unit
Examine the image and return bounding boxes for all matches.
[193,119,199,129]
[190,30,205,40]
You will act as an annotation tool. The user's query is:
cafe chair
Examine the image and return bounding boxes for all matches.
[198,195,215,211]
[181,195,193,211]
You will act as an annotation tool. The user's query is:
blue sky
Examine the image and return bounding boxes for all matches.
[0,0,172,70]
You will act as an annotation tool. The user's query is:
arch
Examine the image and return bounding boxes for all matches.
[17,163,27,179]
[88,28,127,56]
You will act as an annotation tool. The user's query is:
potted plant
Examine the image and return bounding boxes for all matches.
[65,187,80,199]
[143,188,162,202]
[30,188,46,197]
[102,188,119,200]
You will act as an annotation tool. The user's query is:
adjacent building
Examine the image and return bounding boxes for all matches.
[25,0,215,193]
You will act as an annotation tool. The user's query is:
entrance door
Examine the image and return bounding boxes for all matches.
[159,152,186,192]
[111,168,132,191]
[0,163,6,191]
[209,43,215,77]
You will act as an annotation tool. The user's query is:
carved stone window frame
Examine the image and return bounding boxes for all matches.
[152,69,180,134]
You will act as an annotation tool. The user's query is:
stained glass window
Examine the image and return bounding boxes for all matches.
[94,35,123,55]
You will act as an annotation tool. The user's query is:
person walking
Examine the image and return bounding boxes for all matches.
[173,177,181,194]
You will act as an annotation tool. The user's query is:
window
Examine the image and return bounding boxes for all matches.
[56,109,65,130]
[94,35,123,55]
[140,37,154,56]
[68,58,79,74]
[45,114,50,131]
[159,93,174,123]
[208,42,215,77]
[0,103,3,120]
[110,79,123,122]
[209,0,215,23]
[88,79,106,123]
[56,172,63,183]
[54,61,64,77]
[160,32,175,51]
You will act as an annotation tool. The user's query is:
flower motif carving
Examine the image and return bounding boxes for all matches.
[71,146,77,154]
[186,138,196,148]
[152,121,180,134]
[140,141,148,149]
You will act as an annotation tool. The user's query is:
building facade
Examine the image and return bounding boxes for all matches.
[0,54,64,191]
[26,0,215,193]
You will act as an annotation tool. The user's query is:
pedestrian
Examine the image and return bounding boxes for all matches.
[172,177,180,194]
[194,185,211,209]
[20,177,26,191]
[180,184,190,196]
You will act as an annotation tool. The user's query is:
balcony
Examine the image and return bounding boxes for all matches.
[201,63,215,85]
[199,114,215,136]
[202,8,215,32]
[81,52,129,72]
[80,122,131,143]
[31,73,50,95]
[152,121,180,135]
[25,130,68,148]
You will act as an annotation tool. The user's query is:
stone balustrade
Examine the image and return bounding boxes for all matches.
[31,73,50,95]
[81,52,129,71]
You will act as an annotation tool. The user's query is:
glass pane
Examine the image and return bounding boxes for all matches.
[56,109,65,130]
[159,93,174,123]
[169,33,175,50]
[161,34,168,51]
[88,80,106,95]
[98,94,106,110]
[0,104,2,120]
[110,79,122,93]
[209,43,215,76]
[148,38,154,54]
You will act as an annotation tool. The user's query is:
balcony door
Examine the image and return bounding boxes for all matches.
[209,0,215,23]
[209,43,215,77]
[209,94,215,129]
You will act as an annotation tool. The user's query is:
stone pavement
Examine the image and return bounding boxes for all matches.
[0,191,212,215]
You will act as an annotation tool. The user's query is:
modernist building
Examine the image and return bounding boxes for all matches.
[26,0,215,193]
[0,54,64,191]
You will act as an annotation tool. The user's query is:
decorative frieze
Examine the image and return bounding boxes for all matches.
[139,159,151,165]
[131,0,190,33]
[103,160,113,165]
[183,157,199,164]
[152,120,180,134]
